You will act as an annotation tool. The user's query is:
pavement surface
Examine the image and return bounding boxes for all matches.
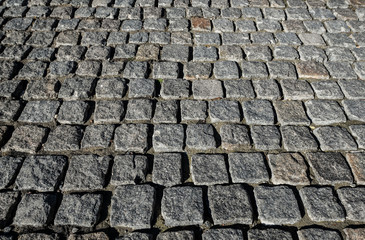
[0,0,365,239]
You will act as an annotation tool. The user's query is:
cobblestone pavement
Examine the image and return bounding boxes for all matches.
[0,0,365,239]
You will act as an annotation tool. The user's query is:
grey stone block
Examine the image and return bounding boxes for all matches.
[299,187,345,222]
[16,155,67,192]
[314,126,357,151]
[181,100,207,122]
[111,155,149,185]
[161,45,189,62]
[213,61,239,80]
[241,61,269,79]
[229,153,269,184]
[192,80,223,100]
[184,62,211,80]
[44,125,83,152]
[0,191,18,227]
[0,80,23,98]
[54,194,102,227]
[337,187,365,221]
[346,152,365,185]
[110,185,155,229]
[349,125,365,149]
[128,79,155,98]
[306,152,353,185]
[298,228,342,240]
[193,46,218,62]
[254,186,301,225]
[125,99,153,121]
[62,155,111,191]
[252,80,281,100]
[18,100,60,124]
[152,153,182,187]
[281,126,318,151]
[191,154,229,185]
[57,101,90,124]
[76,61,101,77]
[153,101,178,123]
[23,79,59,100]
[251,125,281,150]
[274,101,310,126]
[203,229,244,240]
[224,80,255,99]
[14,194,56,227]
[161,186,203,227]
[186,124,216,150]
[95,78,127,99]
[343,100,365,122]
[0,100,21,122]
[209,100,241,123]
[268,153,309,185]
[81,124,114,149]
[338,79,365,99]
[267,61,297,79]
[281,79,314,100]
[153,124,184,152]
[219,46,243,62]
[114,124,149,153]
[220,124,251,151]
[311,81,344,99]
[248,229,293,240]
[94,100,125,124]
[0,156,22,189]
[208,184,252,225]
[152,62,179,79]
[3,125,47,154]
[305,100,346,125]
[298,46,326,62]
[245,46,272,61]
[58,77,95,100]
[157,231,194,240]
[123,61,148,79]
[160,79,190,99]
[242,100,275,125]
[325,61,357,79]
[118,232,152,240]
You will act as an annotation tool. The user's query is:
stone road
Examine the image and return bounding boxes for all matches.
[0,0,364,239]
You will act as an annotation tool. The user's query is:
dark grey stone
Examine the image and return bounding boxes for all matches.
[157,231,194,240]
[62,155,111,191]
[110,185,155,229]
[22,79,58,100]
[184,62,211,80]
[152,62,179,79]
[152,153,182,187]
[81,125,114,149]
[128,79,155,98]
[325,61,357,79]
[248,229,293,240]
[57,46,86,61]
[311,81,344,99]
[313,126,357,151]
[125,99,153,121]
[193,46,218,62]
[58,77,95,100]
[3,125,47,154]
[54,194,102,227]
[44,125,83,152]
[209,100,241,123]
[0,156,22,189]
[17,61,47,79]
[298,228,342,240]
[0,192,19,227]
[48,61,76,78]
[224,80,255,99]
[118,232,152,240]
[153,124,184,152]
[214,61,239,80]
[0,100,21,122]
[161,186,203,227]
[18,100,59,124]
[241,61,269,79]
[252,80,281,100]
[251,125,281,150]
[94,100,125,124]
[299,187,345,222]
[192,80,223,100]
[186,124,216,150]
[337,187,365,221]
[191,154,228,185]
[338,79,365,99]
[161,45,189,62]
[114,124,149,153]
[160,79,190,99]
[274,101,309,126]
[57,101,89,124]
[254,186,301,225]
[306,152,353,185]
[16,155,66,192]
[229,153,269,184]
[76,61,101,77]
[153,101,178,123]
[123,61,148,79]
[267,61,297,79]
[220,124,250,151]
[181,100,207,122]
[203,229,244,240]
[245,46,272,61]
[208,184,252,225]
[13,194,56,227]
[114,45,137,60]
[242,100,275,125]
[281,79,314,100]
[343,100,365,122]
[349,125,365,149]
[281,126,318,151]
[111,155,148,185]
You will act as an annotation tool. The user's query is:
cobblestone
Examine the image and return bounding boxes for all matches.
[191,154,228,185]
[337,187,365,221]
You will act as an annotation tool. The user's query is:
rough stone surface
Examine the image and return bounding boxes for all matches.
[191,154,229,185]
[281,126,318,151]
[152,153,182,187]
[248,229,293,240]
[114,124,149,153]
[44,125,83,152]
[111,155,149,185]
[111,185,155,229]
[208,184,252,225]
[305,100,346,125]
[220,124,251,150]
[153,124,184,152]
[306,152,353,185]
[298,228,342,240]
[186,124,216,150]
[313,126,358,151]
[161,186,204,227]
[337,187,365,221]
[251,125,281,150]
